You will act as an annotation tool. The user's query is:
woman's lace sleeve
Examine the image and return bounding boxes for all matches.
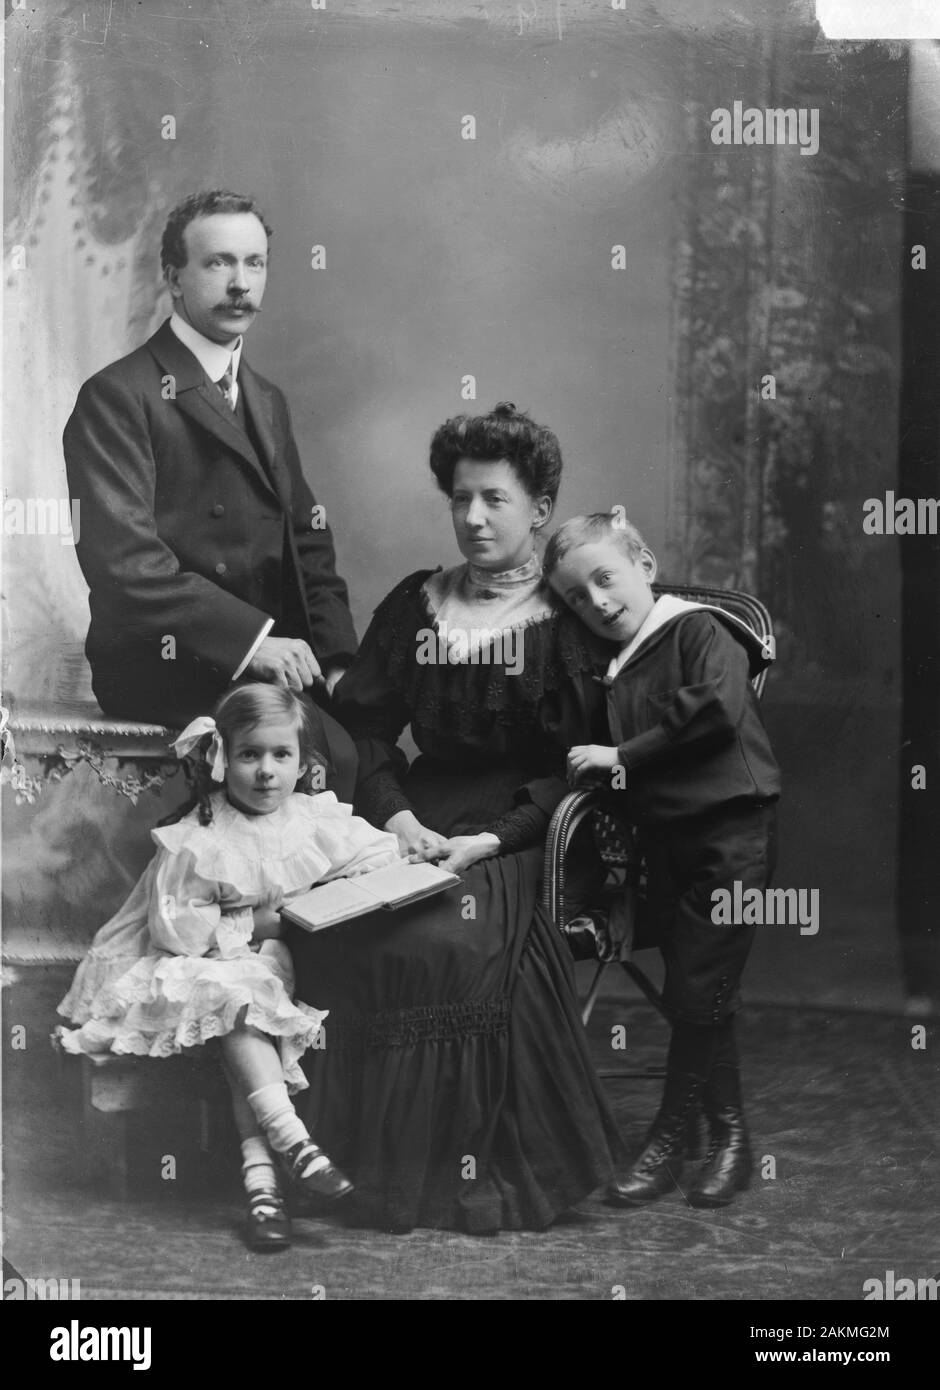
[487,802,551,854]
[486,772,569,853]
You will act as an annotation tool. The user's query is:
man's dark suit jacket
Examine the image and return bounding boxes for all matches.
[63,319,358,726]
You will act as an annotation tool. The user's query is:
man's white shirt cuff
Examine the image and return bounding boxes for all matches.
[232,618,274,681]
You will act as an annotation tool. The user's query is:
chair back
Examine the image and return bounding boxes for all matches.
[651,583,774,700]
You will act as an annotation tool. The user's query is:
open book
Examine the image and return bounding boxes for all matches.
[280,860,461,933]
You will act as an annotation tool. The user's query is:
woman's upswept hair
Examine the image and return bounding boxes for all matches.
[543,511,650,578]
[160,683,329,827]
[429,401,563,503]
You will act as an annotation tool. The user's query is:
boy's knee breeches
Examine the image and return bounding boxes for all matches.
[637,802,778,1025]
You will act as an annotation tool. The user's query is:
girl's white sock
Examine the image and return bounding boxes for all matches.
[240,1136,278,1196]
[246,1083,330,1177]
[239,1134,279,1212]
[246,1082,309,1153]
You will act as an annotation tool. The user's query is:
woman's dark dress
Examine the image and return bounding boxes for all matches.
[291,570,623,1231]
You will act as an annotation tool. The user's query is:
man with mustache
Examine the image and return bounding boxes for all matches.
[63,189,357,794]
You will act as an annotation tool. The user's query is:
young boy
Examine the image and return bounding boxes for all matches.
[543,512,781,1208]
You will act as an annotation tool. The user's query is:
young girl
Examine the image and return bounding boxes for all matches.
[56,683,401,1250]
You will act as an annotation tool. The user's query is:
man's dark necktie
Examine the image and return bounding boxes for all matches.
[215,357,236,411]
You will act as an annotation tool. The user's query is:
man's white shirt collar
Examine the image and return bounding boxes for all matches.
[169,312,243,404]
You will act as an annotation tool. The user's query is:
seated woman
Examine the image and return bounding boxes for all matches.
[290,402,623,1233]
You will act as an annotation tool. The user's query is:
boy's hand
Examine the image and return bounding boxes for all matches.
[567,744,620,786]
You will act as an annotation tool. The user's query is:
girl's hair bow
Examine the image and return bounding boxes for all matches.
[170,715,227,783]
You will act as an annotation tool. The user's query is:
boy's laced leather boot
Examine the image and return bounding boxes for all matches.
[607,1019,723,1207]
[606,1073,702,1205]
[688,1022,752,1207]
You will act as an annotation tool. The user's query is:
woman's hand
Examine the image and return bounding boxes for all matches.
[567,744,620,788]
[384,810,449,862]
[423,833,500,875]
[251,905,284,941]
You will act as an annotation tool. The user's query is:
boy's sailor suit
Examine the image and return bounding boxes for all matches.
[553,594,781,1023]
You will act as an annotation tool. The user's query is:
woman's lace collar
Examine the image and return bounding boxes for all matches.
[464,552,543,594]
[423,553,551,638]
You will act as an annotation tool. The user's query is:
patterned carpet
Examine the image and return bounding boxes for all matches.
[3,966,937,1301]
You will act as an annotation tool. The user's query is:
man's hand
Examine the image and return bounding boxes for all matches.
[567,743,620,787]
[422,833,500,875]
[384,810,448,861]
[247,637,322,692]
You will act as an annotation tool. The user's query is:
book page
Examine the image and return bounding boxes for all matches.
[352,860,460,906]
[282,877,378,930]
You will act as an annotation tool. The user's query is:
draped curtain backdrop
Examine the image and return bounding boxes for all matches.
[2,1,914,1006]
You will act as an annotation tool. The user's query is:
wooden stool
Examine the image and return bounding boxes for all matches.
[77,1053,229,1199]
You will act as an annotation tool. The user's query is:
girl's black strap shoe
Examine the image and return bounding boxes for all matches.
[285,1140,354,1201]
[245,1188,292,1250]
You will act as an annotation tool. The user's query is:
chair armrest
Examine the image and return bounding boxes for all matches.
[542,788,603,928]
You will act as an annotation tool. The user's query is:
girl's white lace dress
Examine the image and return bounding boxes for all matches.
[56,792,399,1089]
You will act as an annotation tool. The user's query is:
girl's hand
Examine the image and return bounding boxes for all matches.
[567,744,620,787]
[384,810,449,862]
[251,905,284,941]
[423,833,500,875]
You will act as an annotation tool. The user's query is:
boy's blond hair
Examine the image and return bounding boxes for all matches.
[543,511,651,577]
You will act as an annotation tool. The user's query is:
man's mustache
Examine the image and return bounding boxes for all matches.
[215,300,262,313]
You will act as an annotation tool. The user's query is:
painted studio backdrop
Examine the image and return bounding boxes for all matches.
[3,1,938,1010]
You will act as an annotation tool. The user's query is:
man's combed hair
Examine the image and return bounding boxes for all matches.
[160,189,274,272]
[543,511,650,576]
[429,401,563,503]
